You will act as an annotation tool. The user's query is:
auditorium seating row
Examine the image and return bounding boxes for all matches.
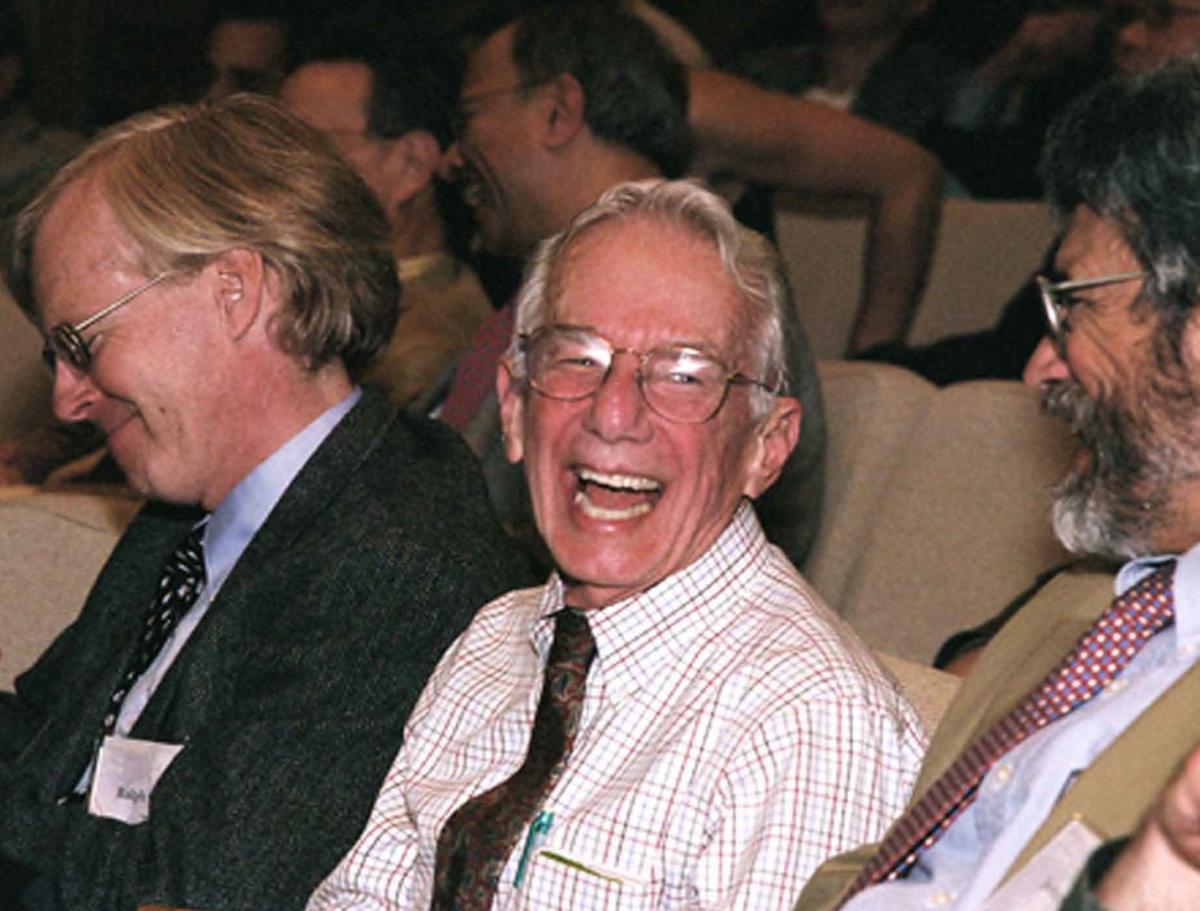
[0,360,1082,740]
[776,194,1058,358]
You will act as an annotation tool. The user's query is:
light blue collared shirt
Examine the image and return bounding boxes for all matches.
[110,387,362,737]
[845,545,1200,911]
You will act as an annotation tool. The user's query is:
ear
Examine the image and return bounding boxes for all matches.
[386,129,441,207]
[541,73,586,149]
[741,396,802,499]
[1182,307,1200,380]
[207,247,266,341]
[497,357,527,464]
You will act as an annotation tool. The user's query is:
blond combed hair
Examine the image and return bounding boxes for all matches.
[8,94,398,375]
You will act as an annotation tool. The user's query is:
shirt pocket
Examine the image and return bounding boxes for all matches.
[518,845,662,909]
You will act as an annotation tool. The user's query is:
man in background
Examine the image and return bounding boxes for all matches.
[280,25,493,407]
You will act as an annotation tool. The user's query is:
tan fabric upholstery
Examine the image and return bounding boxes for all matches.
[774,195,869,359]
[906,200,1057,345]
[873,650,960,739]
[0,281,52,440]
[774,195,1056,358]
[803,360,935,610]
[0,492,137,689]
[838,379,1075,663]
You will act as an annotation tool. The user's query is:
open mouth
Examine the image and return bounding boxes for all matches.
[457,162,492,210]
[573,467,663,521]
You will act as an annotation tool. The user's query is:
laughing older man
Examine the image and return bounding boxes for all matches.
[309,179,924,911]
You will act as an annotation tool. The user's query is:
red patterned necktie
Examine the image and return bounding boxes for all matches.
[840,561,1176,904]
[430,608,596,910]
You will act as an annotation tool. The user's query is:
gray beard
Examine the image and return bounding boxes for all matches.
[1042,381,1170,560]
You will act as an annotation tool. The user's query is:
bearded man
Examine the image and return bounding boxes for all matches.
[797,58,1200,911]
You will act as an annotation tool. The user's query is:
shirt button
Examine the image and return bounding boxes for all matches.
[1106,678,1127,695]
[928,890,954,907]
[993,764,1012,787]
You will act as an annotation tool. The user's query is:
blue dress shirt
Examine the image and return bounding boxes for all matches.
[845,547,1200,910]
[111,387,362,736]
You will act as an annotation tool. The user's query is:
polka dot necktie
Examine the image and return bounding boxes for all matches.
[431,608,596,910]
[841,561,1176,903]
[101,522,208,735]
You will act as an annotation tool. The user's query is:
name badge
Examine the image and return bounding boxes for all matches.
[978,818,1103,911]
[87,735,183,825]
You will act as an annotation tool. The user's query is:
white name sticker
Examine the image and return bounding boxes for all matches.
[87,735,183,825]
[978,818,1103,911]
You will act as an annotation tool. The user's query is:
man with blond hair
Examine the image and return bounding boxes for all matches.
[0,95,527,911]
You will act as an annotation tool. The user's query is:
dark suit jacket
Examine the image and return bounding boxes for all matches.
[0,387,533,911]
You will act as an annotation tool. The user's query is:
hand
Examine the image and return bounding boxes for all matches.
[1093,742,1200,909]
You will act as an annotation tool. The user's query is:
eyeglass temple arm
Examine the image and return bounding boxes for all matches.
[72,273,171,333]
[1048,271,1146,294]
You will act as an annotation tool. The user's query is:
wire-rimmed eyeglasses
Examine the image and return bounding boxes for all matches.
[42,273,171,375]
[448,81,545,138]
[519,325,777,424]
[1036,271,1147,356]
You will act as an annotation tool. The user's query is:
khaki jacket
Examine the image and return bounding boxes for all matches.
[796,563,1200,910]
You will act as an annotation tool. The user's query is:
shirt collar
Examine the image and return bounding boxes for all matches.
[202,387,362,593]
[1117,542,1200,646]
[532,501,770,698]
[396,252,457,286]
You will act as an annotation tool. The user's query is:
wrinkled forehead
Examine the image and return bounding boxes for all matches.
[543,215,748,354]
[1055,206,1141,277]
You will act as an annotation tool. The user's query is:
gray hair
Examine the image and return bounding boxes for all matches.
[1041,56,1200,361]
[509,178,789,417]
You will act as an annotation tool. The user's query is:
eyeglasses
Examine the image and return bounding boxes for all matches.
[519,325,776,424]
[1036,270,1146,356]
[449,81,542,137]
[42,273,171,374]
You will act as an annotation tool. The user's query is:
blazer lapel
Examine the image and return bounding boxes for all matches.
[1005,658,1200,879]
[130,390,398,739]
[912,567,1115,796]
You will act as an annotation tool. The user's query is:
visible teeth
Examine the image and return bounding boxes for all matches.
[577,468,661,491]
[574,490,653,520]
[461,181,484,208]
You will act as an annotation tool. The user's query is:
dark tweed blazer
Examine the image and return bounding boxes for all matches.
[0,387,533,911]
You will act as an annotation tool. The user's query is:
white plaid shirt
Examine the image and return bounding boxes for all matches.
[309,503,925,910]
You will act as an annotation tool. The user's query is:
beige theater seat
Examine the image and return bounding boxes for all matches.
[0,279,52,441]
[906,200,1057,345]
[775,195,1056,358]
[835,378,1076,664]
[874,650,960,738]
[803,360,936,610]
[0,491,140,689]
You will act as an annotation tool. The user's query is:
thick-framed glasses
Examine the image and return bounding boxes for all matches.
[519,325,776,424]
[42,273,171,375]
[449,81,542,137]
[1036,271,1146,356]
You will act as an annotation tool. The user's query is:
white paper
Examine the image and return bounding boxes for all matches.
[979,818,1103,911]
[87,735,183,825]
